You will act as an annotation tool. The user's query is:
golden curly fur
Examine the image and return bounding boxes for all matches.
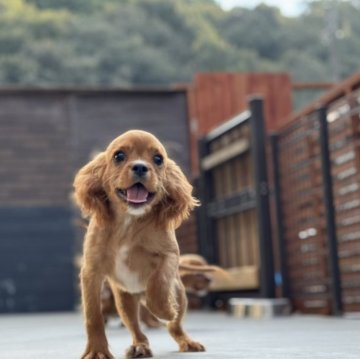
[73,130,203,359]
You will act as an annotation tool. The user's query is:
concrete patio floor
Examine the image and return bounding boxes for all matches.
[0,311,359,359]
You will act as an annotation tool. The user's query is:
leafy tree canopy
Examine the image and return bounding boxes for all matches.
[0,0,358,86]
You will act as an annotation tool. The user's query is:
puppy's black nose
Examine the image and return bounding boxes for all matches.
[132,163,148,177]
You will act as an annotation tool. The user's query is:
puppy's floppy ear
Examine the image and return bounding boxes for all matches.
[159,159,200,228]
[73,152,112,226]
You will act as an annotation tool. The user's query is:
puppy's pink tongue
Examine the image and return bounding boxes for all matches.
[127,185,149,203]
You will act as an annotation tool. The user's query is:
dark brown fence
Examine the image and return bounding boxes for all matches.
[198,98,275,299]
[328,88,360,313]
[272,113,335,314]
[0,87,191,313]
[272,72,360,314]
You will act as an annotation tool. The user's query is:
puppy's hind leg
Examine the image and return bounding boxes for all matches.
[139,303,163,329]
[110,283,153,358]
[167,281,205,353]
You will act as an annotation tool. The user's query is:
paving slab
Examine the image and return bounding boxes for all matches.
[0,311,359,359]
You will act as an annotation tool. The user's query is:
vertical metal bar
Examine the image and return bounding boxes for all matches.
[318,106,343,315]
[270,134,290,299]
[249,97,275,298]
[197,137,217,263]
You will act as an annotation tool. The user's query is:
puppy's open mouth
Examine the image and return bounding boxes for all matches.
[116,183,155,207]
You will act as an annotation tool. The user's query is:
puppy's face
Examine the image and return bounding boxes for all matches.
[105,131,167,216]
[74,129,197,227]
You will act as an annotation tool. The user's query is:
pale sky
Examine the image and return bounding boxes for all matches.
[216,0,306,17]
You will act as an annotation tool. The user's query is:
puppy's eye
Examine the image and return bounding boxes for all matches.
[114,151,125,163]
[153,154,163,166]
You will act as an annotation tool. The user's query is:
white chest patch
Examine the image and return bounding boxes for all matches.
[115,246,144,293]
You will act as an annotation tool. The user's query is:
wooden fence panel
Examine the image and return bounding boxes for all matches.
[328,91,360,312]
[275,116,332,314]
[0,88,192,313]
[198,98,275,297]
[274,72,360,314]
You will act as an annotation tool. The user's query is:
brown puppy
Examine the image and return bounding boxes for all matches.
[73,130,204,359]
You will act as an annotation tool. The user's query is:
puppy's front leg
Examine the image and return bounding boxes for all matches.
[109,284,153,359]
[146,253,178,321]
[80,267,113,359]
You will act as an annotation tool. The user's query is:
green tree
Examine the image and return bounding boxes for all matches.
[0,0,359,87]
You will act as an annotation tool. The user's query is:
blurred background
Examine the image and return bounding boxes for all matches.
[1,0,360,318]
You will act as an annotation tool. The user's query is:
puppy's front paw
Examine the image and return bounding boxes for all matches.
[126,343,153,358]
[81,350,114,359]
[179,339,205,352]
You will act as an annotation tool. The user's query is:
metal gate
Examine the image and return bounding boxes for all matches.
[198,97,275,299]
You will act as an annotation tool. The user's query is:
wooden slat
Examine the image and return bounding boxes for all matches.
[292,82,335,90]
[210,266,259,291]
[228,215,237,267]
[201,139,249,170]
[217,218,228,267]
[238,212,248,266]
[250,209,260,266]
[234,157,244,192]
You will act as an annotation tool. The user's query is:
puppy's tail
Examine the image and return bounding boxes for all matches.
[179,263,229,277]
